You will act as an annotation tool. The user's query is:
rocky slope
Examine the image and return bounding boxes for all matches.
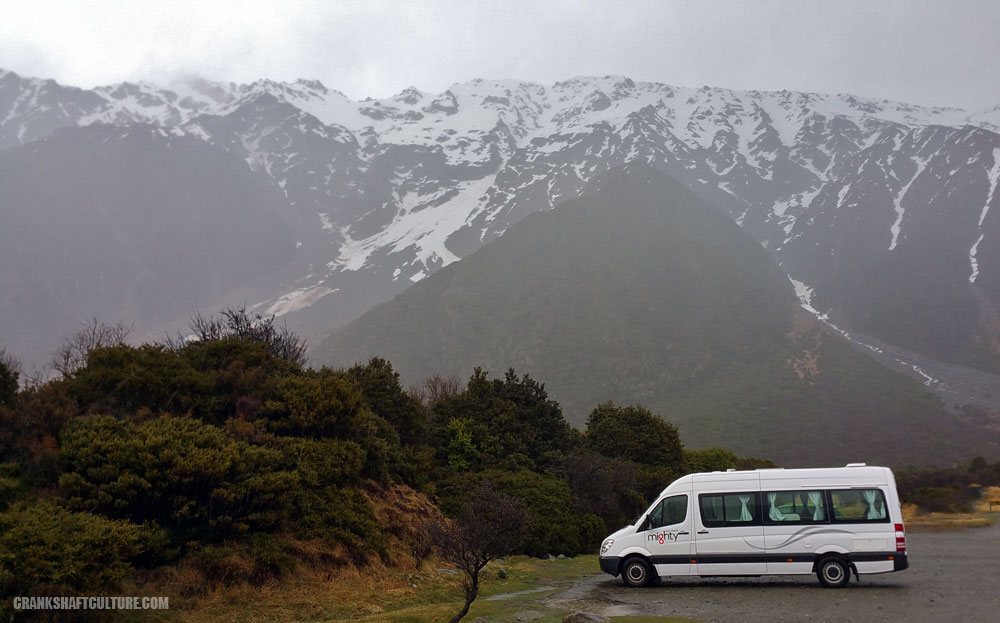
[315,165,995,465]
[2,68,1000,399]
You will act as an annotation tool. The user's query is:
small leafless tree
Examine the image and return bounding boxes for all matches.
[168,305,308,366]
[410,373,462,405]
[50,317,133,377]
[431,481,529,623]
[0,347,20,376]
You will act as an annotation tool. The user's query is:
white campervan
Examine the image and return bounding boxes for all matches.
[599,464,908,588]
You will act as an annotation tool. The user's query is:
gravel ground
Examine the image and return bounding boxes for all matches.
[547,523,1000,622]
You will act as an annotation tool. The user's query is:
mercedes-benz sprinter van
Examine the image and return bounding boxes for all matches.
[599,464,908,588]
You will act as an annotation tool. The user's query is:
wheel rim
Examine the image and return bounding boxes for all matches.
[823,562,844,583]
[626,562,646,584]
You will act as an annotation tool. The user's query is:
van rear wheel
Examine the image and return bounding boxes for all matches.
[816,556,850,588]
[621,557,653,588]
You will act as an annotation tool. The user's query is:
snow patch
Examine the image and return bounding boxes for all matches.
[969,234,984,283]
[888,156,929,251]
[968,149,1000,282]
[317,212,335,231]
[263,284,336,316]
[789,277,827,320]
[333,173,499,272]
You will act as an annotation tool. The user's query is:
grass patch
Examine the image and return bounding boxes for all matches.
[902,486,1000,532]
[120,555,611,623]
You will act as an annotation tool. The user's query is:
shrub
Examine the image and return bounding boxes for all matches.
[441,470,604,556]
[59,415,296,543]
[586,402,684,474]
[287,486,385,561]
[0,501,140,607]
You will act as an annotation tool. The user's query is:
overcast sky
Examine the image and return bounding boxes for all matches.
[2,0,998,111]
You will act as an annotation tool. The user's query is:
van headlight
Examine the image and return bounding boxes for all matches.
[600,539,615,555]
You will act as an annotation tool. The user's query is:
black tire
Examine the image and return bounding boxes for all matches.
[621,556,654,588]
[816,556,850,588]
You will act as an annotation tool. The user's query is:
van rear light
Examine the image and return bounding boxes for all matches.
[894,523,906,552]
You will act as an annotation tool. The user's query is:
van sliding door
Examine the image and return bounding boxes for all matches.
[692,474,765,575]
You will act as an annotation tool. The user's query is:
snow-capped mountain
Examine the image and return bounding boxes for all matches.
[3,67,1000,393]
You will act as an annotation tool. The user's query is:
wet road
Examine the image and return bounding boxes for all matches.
[548,524,1000,622]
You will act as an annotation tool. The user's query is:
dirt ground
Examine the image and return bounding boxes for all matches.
[546,522,1000,623]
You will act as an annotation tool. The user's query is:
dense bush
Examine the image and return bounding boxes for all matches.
[347,357,429,447]
[0,356,17,407]
[431,368,576,473]
[2,311,784,602]
[585,402,685,499]
[59,415,296,544]
[896,456,1000,513]
[586,402,683,469]
[438,469,604,557]
[683,447,777,473]
[0,501,141,609]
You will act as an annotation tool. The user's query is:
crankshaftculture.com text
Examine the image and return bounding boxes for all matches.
[12,596,169,611]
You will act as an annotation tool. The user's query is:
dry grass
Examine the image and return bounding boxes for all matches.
[902,486,1000,532]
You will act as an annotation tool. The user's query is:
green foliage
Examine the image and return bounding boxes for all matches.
[441,470,604,557]
[563,450,646,532]
[586,402,683,471]
[896,456,1000,513]
[258,369,367,438]
[59,415,296,544]
[431,368,576,473]
[683,448,777,473]
[278,437,365,488]
[178,338,300,424]
[0,463,25,512]
[347,357,429,447]
[0,382,77,487]
[0,500,140,605]
[66,344,208,416]
[64,340,300,426]
[287,485,384,560]
[0,357,17,407]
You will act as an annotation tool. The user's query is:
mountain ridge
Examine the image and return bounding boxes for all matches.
[314,164,992,465]
[3,67,1000,412]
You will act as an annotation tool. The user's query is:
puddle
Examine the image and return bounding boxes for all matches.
[599,604,640,616]
[484,586,556,601]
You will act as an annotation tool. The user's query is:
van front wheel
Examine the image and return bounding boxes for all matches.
[816,557,850,588]
[621,557,653,588]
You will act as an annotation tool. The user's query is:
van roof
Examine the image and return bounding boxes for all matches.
[659,465,891,497]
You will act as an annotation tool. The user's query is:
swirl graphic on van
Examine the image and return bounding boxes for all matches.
[744,526,855,550]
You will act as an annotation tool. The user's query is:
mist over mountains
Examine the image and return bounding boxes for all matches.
[316,164,989,464]
[3,67,1000,460]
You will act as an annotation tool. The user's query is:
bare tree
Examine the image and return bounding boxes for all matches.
[431,481,529,623]
[411,373,462,406]
[168,305,308,366]
[0,347,20,376]
[50,317,133,377]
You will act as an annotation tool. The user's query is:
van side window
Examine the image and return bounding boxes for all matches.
[828,489,889,523]
[764,490,827,524]
[699,493,761,527]
[648,495,688,529]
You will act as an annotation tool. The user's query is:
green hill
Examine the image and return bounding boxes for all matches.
[314,164,999,465]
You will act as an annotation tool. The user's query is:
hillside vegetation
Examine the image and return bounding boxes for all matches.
[316,165,996,465]
[0,313,770,620]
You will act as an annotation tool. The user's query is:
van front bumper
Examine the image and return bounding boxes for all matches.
[599,556,620,576]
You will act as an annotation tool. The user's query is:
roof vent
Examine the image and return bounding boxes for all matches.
[846,463,867,467]
[726,468,736,472]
